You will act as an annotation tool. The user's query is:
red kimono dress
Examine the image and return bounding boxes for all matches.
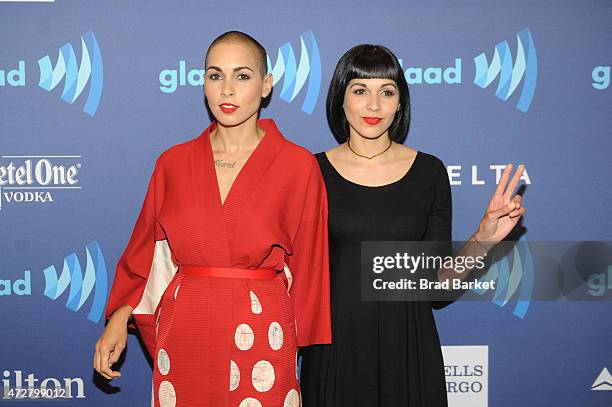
[104,118,331,407]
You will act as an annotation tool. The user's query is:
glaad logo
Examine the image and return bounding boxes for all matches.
[266,30,321,115]
[38,31,103,116]
[397,58,461,85]
[42,241,107,323]
[591,367,612,391]
[0,155,82,211]
[592,66,610,90]
[0,31,102,116]
[0,62,25,86]
[587,265,612,296]
[158,30,321,115]
[396,28,537,112]
[471,236,534,318]
[0,272,31,296]
[473,28,537,113]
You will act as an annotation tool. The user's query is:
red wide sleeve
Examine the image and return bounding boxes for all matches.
[104,159,166,328]
[285,159,331,347]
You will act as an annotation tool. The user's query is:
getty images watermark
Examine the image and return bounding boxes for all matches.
[361,241,612,302]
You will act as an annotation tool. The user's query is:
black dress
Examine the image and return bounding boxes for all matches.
[299,151,451,407]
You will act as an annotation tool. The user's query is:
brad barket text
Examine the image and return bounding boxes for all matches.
[372,278,496,291]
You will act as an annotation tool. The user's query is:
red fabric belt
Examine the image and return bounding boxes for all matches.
[179,265,277,280]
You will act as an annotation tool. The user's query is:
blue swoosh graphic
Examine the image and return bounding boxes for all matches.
[37,31,103,116]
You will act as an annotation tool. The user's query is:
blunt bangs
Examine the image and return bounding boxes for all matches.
[346,47,401,83]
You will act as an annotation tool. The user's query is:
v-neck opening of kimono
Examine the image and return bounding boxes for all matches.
[194,118,287,266]
[206,123,269,210]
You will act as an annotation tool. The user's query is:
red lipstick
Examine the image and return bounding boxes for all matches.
[363,117,382,125]
[219,103,239,114]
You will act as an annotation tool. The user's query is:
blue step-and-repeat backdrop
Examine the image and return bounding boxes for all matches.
[1,1,611,406]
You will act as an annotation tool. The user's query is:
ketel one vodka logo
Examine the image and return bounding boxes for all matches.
[0,155,82,210]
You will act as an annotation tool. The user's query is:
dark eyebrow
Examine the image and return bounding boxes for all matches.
[380,82,398,89]
[349,82,398,90]
[205,66,254,73]
[233,66,254,72]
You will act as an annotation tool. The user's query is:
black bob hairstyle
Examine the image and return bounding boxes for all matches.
[326,44,411,144]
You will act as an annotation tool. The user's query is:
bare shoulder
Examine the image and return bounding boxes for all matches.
[393,143,419,160]
[324,143,345,161]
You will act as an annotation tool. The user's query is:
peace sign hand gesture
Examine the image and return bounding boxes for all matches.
[474,163,526,245]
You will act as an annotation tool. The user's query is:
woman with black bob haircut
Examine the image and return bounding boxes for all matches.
[300,44,526,406]
[327,44,410,144]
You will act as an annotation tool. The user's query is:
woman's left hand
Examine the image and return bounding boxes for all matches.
[474,163,526,244]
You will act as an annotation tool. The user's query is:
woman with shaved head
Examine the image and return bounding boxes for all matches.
[95,31,331,407]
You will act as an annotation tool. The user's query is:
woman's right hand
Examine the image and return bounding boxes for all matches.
[93,306,132,380]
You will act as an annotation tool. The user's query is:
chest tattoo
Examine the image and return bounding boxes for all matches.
[215,159,237,168]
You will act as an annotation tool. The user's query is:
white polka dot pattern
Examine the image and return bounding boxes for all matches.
[284,389,300,407]
[158,380,176,407]
[230,360,240,391]
[238,398,262,407]
[157,348,170,375]
[234,323,255,351]
[268,321,284,350]
[250,290,262,314]
[252,360,275,392]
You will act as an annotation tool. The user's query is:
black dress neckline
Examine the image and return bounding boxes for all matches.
[317,150,421,189]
